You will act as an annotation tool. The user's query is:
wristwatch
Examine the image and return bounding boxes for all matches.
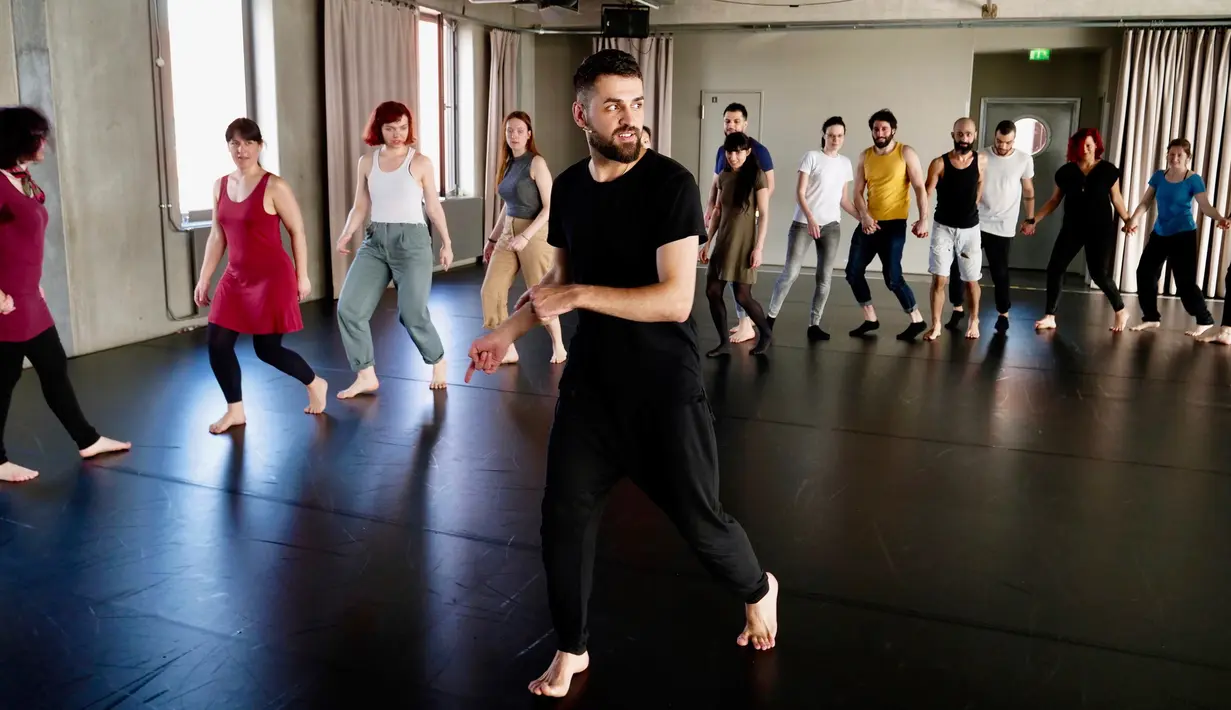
[1023,218,1036,224]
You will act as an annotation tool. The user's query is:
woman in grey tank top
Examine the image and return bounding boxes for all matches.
[480,111,567,364]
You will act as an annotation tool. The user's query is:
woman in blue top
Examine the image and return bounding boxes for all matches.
[1125,138,1231,337]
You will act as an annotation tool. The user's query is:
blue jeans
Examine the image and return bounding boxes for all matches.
[844,219,916,312]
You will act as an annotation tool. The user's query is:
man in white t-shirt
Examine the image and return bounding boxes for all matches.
[945,119,1035,334]
[765,117,857,341]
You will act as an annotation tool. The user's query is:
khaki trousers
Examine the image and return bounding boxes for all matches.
[480,216,555,329]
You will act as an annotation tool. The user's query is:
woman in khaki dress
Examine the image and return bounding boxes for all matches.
[702,132,773,357]
[480,111,567,365]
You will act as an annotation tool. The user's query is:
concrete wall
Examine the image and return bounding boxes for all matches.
[970,50,1107,134]
[0,0,16,104]
[531,34,591,176]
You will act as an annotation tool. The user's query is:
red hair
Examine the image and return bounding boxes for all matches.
[362,101,415,147]
[1067,128,1104,163]
[496,111,540,183]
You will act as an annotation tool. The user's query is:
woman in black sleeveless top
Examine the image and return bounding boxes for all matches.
[1025,128,1132,332]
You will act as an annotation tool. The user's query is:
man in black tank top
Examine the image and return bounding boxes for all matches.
[923,117,987,340]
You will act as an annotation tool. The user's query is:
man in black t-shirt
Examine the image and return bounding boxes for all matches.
[465,49,779,698]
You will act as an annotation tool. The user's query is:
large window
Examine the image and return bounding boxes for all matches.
[164,0,252,219]
[418,13,458,196]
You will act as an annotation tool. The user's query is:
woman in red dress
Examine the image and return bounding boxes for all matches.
[0,106,130,483]
[193,118,327,434]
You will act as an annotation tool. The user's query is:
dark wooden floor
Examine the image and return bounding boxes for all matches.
[3,264,1231,709]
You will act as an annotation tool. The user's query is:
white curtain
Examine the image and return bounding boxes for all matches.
[324,0,419,297]
[593,35,674,157]
[484,29,520,238]
[1108,28,1231,297]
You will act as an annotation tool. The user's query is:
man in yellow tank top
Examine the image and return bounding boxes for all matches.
[845,109,930,341]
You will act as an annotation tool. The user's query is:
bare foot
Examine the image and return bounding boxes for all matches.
[305,377,328,414]
[430,360,447,390]
[923,324,943,341]
[209,405,246,434]
[1034,315,1057,330]
[528,650,590,697]
[1111,310,1129,333]
[729,319,756,344]
[501,342,520,365]
[1199,326,1231,345]
[737,572,779,651]
[1130,321,1161,332]
[337,369,380,399]
[1187,324,1214,338]
[550,345,568,364]
[0,461,39,482]
[965,318,980,340]
[79,437,132,458]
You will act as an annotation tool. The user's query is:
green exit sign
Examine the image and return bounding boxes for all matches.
[1029,48,1051,61]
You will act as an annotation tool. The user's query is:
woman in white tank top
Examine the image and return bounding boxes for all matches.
[335,101,454,394]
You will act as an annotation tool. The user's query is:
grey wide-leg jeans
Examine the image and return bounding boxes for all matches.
[337,222,445,370]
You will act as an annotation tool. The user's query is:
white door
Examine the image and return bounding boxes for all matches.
[699,91,763,188]
[979,98,1081,272]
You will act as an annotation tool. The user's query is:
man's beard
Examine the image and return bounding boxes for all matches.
[873,133,893,148]
[953,141,973,154]
[587,124,641,164]
[994,144,1012,156]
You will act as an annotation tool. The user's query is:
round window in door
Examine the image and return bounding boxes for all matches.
[1014,117,1049,155]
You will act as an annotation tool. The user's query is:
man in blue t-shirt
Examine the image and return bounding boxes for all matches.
[1124,137,1231,336]
[705,102,775,343]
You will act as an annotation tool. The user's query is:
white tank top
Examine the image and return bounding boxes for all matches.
[367,147,426,224]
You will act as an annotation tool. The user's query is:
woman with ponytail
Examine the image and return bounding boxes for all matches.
[0,106,130,483]
[701,131,773,356]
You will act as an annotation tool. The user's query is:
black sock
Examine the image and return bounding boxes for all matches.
[807,325,830,341]
[849,320,880,337]
[897,321,928,341]
[995,314,1009,332]
[945,311,964,331]
[766,315,776,330]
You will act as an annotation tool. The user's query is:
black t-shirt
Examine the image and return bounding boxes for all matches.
[547,150,709,402]
[1055,161,1120,230]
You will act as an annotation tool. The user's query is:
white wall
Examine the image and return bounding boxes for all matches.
[533,0,1230,29]
[671,26,1122,275]
[674,29,974,275]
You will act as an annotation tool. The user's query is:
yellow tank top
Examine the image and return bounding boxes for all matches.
[863,143,910,221]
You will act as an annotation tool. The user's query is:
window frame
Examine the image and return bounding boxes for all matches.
[417,11,458,198]
[153,0,256,231]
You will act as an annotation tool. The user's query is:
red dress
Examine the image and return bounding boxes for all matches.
[208,173,303,334]
[0,177,55,342]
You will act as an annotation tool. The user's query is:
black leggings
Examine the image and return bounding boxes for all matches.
[0,326,100,464]
[1136,230,1214,325]
[1045,226,1124,315]
[705,277,770,344]
[207,324,315,404]
[949,233,1014,314]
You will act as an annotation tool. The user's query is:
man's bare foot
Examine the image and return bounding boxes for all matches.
[209,404,246,434]
[0,461,39,482]
[923,324,943,341]
[1187,324,1214,337]
[966,318,980,340]
[1130,321,1161,332]
[430,360,447,390]
[550,345,568,364]
[528,650,590,697]
[305,377,328,414]
[1199,326,1231,345]
[737,572,779,651]
[337,369,380,399]
[1111,310,1129,332]
[729,318,756,344]
[79,437,132,458]
[501,342,520,365]
[1034,315,1057,330]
